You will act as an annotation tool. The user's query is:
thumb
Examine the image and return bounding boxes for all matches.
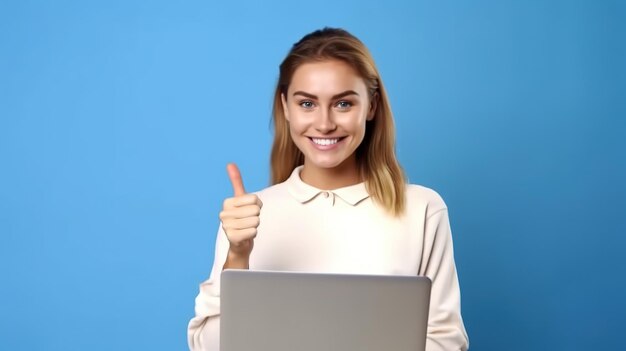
[226,163,246,196]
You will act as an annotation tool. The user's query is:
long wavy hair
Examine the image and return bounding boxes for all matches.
[270,27,406,216]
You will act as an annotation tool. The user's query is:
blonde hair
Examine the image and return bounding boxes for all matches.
[270,28,406,216]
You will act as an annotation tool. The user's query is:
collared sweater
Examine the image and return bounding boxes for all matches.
[188,167,469,351]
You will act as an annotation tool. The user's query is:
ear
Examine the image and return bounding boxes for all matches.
[281,93,290,122]
[366,92,378,121]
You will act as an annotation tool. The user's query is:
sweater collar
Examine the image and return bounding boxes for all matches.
[286,166,370,206]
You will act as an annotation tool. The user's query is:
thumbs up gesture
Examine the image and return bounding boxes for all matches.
[219,163,263,268]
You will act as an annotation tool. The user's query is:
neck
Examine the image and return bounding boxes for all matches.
[300,157,361,190]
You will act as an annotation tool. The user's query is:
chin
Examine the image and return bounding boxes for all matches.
[305,156,349,170]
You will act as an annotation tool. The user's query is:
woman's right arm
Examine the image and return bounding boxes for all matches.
[220,163,262,269]
[187,225,229,351]
[188,164,262,351]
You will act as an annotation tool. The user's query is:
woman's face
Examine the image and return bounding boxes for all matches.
[281,59,375,176]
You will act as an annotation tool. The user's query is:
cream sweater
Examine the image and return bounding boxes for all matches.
[188,167,469,351]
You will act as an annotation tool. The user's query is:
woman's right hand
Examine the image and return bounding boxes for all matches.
[219,163,262,269]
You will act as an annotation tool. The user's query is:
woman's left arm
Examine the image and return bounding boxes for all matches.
[419,207,470,351]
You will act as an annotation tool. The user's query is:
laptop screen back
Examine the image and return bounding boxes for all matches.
[220,270,431,351]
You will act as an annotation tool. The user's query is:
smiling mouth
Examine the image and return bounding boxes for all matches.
[310,137,346,146]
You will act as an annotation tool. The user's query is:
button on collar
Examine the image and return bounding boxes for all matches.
[286,166,371,205]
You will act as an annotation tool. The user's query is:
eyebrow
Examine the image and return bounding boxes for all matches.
[292,90,359,100]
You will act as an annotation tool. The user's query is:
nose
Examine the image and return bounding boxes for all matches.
[314,108,337,134]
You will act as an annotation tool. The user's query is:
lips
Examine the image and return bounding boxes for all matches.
[311,137,340,146]
[307,136,347,150]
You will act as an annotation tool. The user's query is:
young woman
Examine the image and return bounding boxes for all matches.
[188,28,469,351]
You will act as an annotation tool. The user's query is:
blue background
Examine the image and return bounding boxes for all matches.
[1,1,625,350]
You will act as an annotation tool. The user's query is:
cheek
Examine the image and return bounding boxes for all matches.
[287,121,307,145]
[288,124,302,141]
[339,112,368,133]
[287,111,310,134]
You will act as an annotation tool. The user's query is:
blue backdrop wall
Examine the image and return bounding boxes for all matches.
[1,1,625,350]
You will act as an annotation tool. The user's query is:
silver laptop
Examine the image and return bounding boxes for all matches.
[220,270,431,351]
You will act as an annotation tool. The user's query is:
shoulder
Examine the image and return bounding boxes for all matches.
[405,184,448,217]
[252,181,291,202]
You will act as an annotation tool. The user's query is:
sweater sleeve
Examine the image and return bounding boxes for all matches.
[420,209,470,351]
[187,225,229,351]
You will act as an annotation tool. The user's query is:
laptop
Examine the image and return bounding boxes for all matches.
[220,270,431,351]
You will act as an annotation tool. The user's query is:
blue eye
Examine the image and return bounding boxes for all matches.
[336,100,352,109]
[299,100,315,109]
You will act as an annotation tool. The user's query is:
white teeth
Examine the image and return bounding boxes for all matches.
[312,138,339,146]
